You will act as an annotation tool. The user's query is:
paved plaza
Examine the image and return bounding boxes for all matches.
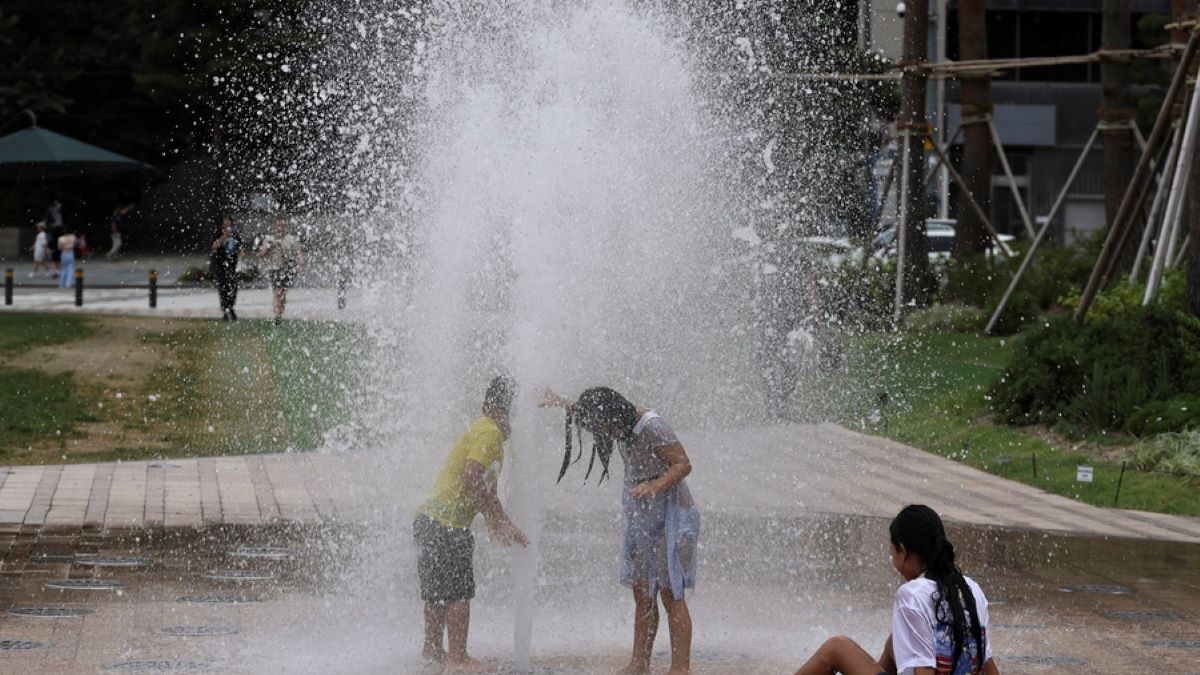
[0,424,1196,673]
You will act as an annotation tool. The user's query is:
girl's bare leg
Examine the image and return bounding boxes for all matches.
[878,634,897,674]
[794,636,885,675]
[423,602,447,662]
[616,582,658,675]
[659,588,692,674]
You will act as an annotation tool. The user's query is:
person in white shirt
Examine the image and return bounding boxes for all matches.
[30,222,50,277]
[793,505,1000,675]
[257,218,304,325]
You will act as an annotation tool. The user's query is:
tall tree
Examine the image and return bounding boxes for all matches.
[1102,0,1137,270]
[952,0,992,258]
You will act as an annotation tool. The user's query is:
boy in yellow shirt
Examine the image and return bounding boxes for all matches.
[414,375,528,671]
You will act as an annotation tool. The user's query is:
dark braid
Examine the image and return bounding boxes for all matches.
[890,505,986,674]
[557,387,637,484]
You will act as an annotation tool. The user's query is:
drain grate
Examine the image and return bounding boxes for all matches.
[0,640,48,650]
[205,569,275,581]
[228,546,293,560]
[74,556,151,568]
[178,594,260,604]
[103,660,219,672]
[1005,655,1088,666]
[1104,610,1178,621]
[1057,584,1132,594]
[44,579,124,590]
[8,606,94,618]
[1145,640,1200,649]
[153,625,238,637]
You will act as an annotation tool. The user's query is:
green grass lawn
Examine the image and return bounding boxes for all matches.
[0,313,363,462]
[837,332,1200,517]
[0,315,97,455]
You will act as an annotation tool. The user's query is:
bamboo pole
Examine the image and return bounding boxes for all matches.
[986,125,1102,334]
[989,119,1038,238]
[1131,121,1183,280]
[1075,28,1200,322]
[923,124,964,186]
[926,135,1013,256]
[1146,72,1200,304]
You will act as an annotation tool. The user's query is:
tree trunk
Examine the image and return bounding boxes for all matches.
[1102,0,1137,269]
[898,0,931,309]
[952,0,992,258]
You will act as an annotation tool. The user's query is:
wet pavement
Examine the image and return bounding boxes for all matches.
[1,424,1198,673]
[0,513,1196,674]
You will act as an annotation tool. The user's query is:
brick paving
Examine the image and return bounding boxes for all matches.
[2,424,1196,544]
[0,424,1197,674]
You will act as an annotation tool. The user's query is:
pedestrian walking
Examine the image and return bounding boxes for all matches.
[210,217,242,321]
[29,222,51,277]
[107,201,134,260]
[57,229,78,289]
[257,218,304,325]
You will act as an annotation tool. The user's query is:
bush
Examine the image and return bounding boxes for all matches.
[1124,394,1200,436]
[1127,431,1200,478]
[938,236,1099,334]
[1059,266,1186,319]
[902,303,986,333]
[991,305,1200,430]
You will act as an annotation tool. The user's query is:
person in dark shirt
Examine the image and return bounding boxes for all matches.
[209,217,242,321]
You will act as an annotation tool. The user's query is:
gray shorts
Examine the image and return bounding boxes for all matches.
[413,515,475,603]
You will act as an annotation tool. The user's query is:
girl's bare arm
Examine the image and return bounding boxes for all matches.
[631,442,691,497]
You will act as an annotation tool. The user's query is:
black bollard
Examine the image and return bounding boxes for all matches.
[149,269,158,308]
[4,268,11,306]
[75,269,84,307]
[1031,453,1038,478]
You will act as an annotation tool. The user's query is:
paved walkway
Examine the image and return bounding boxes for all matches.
[1,424,1198,543]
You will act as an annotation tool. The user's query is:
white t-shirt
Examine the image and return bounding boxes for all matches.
[892,575,992,675]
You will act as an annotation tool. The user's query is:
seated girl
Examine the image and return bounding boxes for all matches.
[795,504,1000,675]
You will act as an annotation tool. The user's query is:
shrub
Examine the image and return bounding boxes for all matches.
[1127,431,1200,478]
[1124,394,1200,436]
[902,303,986,333]
[991,305,1200,430]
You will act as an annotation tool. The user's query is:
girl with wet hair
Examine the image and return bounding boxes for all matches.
[794,505,999,675]
[541,386,700,675]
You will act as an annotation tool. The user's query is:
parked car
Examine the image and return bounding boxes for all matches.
[873,219,1013,261]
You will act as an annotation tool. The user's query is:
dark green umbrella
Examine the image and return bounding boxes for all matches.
[0,126,155,177]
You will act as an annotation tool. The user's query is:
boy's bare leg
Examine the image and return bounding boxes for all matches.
[423,602,447,663]
[616,582,658,675]
[444,600,492,672]
[794,636,884,675]
[660,589,692,675]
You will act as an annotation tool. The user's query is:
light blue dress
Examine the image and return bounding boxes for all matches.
[618,412,700,599]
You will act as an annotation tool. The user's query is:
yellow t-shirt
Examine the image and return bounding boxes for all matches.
[418,416,505,529]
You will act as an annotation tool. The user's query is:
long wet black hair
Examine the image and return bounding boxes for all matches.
[558,387,638,484]
[890,505,986,673]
